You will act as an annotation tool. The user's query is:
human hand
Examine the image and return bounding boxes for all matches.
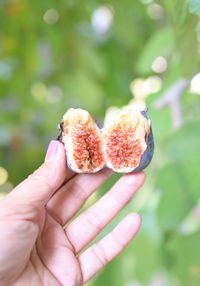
[0,140,145,286]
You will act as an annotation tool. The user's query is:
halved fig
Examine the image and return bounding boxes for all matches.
[102,106,154,173]
[58,108,105,173]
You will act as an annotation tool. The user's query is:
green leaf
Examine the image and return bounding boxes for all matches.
[197,21,200,42]
[189,0,200,17]
[93,256,124,286]
[136,27,173,75]
[166,231,200,286]
[173,0,189,27]
[189,0,200,43]
[132,232,160,283]
[156,121,200,231]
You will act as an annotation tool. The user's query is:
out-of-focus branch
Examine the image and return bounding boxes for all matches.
[153,70,200,130]
[153,78,189,129]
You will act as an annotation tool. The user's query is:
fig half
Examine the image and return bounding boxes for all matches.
[102,106,154,173]
[58,108,105,173]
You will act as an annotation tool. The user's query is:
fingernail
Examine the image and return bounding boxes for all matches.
[45,140,58,162]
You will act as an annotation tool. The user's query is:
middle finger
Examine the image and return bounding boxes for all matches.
[65,172,145,254]
[46,168,112,225]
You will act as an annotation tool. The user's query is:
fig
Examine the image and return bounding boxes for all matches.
[58,106,154,173]
[58,108,105,173]
[102,106,154,173]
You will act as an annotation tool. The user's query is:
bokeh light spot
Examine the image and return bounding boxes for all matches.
[152,56,168,73]
[147,4,164,20]
[43,8,59,24]
[47,85,63,104]
[130,78,148,99]
[130,76,162,99]
[91,5,114,35]
[145,76,162,93]
[31,82,63,104]
[0,167,8,186]
[0,61,12,80]
[140,0,153,4]
[189,265,200,276]
[31,82,47,103]
[190,73,200,94]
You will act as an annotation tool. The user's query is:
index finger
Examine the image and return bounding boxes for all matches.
[2,141,74,211]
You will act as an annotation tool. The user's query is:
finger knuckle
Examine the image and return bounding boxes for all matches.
[92,242,108,266]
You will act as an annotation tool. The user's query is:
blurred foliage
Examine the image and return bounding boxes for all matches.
[1,0,200,285]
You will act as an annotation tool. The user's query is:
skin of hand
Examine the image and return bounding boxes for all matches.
[0,140,145,286]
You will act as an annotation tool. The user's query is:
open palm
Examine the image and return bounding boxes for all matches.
[0,141,145,286]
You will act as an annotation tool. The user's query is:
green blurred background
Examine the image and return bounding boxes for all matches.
[1,0,200,285]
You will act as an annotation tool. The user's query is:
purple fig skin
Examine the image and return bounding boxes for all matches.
[57,122,64,141]
[57,121,71,168]
[132,126,154,173]
[132,110,154,172]
[140,108,148,119]
[91,115,102,129]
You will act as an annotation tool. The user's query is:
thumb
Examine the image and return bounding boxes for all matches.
[7,140,69,209]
